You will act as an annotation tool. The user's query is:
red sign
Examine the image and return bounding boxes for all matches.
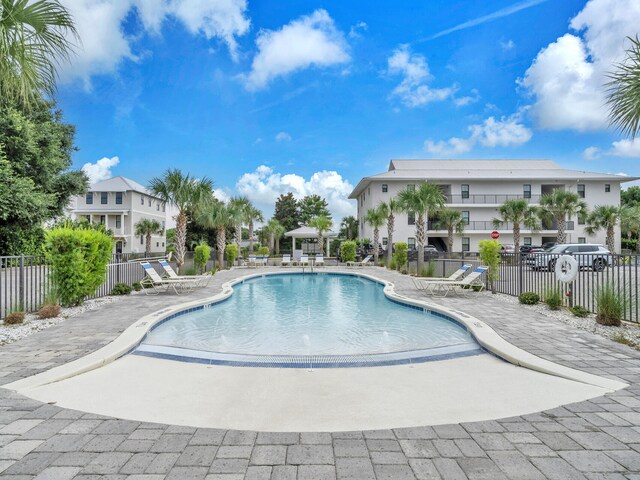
[491,231,500,240]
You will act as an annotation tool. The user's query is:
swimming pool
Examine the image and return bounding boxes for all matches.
[134,273,483,367]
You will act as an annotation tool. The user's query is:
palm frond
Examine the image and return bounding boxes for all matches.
[606,36,640,139]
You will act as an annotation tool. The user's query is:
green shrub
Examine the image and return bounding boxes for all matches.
[478,240,501,293]
[184,266,197,276]
[225,243,238,266]
[571,305,590,318]
[45,226,113,306]
[544,287,563,310]
[389,258,397,270]
[393,242,408,270]
[257,246,270,256]
[132,281,142,292]
[194,242,210,274]
[519,292,540,305]
[341,241,357,263]
[419,260,437,277]
[111,283,132,295]
[595,283,625,326]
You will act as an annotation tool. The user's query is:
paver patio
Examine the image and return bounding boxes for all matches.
[0,266,639,479]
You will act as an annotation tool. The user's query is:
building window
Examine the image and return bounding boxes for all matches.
[408,211,415,225]
[101,192,108,204]
[140,195,144,205]
[156,242,159,247]
[368,187,370,196]
[578,212,586,225]
[99,215,105,224]
[462,237,470,252]
[140,236,144,245]
[461,184,469,199]
[86,193,93,204]
[148,199,152,207]
[382,237,388,246]
[408,237,416,250]
[462,211,470,225]
[578,237,586,244]
[162,204,166,212]
[524,237,532,246]
[115,192,123,204]
[162,242,165,247]
[85,215,91,222]
[577,184,585,198]
[605,184,611,192]
[156,203,160,211]
[115,217,121,229]
[162,221,165,230]
[523,184,531,199]
[382,184,388,193]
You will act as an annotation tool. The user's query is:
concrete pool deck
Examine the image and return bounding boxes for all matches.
[0,266,640,478]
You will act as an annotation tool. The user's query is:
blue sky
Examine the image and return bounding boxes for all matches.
[57,0,640,221]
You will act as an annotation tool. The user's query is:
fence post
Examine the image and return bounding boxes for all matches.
[19,255,25,310]
[518,254,523,296]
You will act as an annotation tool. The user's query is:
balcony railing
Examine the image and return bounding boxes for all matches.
[445,194,541,204]
[427,221,574,231]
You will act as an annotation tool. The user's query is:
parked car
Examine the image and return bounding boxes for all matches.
[530,244,611,272]
[520,245,542,254]
[542,242,557,251]
[408,244,439,261]
[501,244,516,253]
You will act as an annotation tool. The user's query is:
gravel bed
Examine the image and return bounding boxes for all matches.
[493,292,640,347]
[0,295,125,346]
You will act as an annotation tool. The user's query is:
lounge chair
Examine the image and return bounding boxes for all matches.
[346,255,372,267]
[281,255,291,267]
[411,264,473,291]
[421,266,488,297]
[258,255,269,266]
[139,262,200,295]
[158,260,212,287]
[314,255,325,266]
[298,255,310,267]
[247,255,258,267]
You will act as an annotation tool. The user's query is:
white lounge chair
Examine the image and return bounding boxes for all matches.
[158,260,212,287]
[139,262,200,295]
[412,264,473,291]
[421,266,488,297]
[347,255,372,267]
[298,255,310,267]
[247,255,258,267]
[314,255,325,266]
[257,255,269,266]
[281,255,291,267]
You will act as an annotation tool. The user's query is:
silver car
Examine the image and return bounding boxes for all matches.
[530,244,611,272]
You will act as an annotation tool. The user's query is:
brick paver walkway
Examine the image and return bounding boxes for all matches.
[0,267,640,479]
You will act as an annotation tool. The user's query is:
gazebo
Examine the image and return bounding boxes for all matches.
[285,226,338,255]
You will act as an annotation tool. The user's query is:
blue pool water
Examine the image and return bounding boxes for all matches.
[135,273,482,366]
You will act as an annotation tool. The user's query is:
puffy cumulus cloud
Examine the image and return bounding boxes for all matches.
[387,44,455,108]
[609,139,640,158]
[454,89,480,107]
[82,156,120,184]
[235,165,355,225]
[520,0,640,131]
[59,0,250,87]
[424,115,532,156]
[583,146,601,160]
[275,131,292,142]
[242,9,349,91]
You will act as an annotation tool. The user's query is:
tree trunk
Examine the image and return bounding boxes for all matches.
[556,216,566,244]
[373,227,379,264]
[416,213,426,272]
[276,237,280,254]
[248,221,254,252]
[175,211,187,272]
[447,226,454,255]
[217,226,226,268]
[606,225,615,253]
[235,224,242,248]
[269,232,274,252]
[387,214,394,267]
[318,234,324,255]
[145,233,152,258]
[513,223,521,253]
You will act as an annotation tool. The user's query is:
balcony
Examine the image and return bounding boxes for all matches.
[445,194,541,205]
[427,221,574,231]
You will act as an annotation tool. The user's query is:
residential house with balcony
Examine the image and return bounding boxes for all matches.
[349,160,635,253]
[67,176,167,254]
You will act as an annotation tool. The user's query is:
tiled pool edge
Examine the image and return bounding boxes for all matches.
[5,268,628,394]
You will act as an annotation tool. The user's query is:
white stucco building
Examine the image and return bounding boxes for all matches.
[67,176,167,254]
[349,160,636,253]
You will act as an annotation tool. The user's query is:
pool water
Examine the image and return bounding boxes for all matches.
[135,273,482,366]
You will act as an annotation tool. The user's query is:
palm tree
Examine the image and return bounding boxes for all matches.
[229,196,249,251]
[606,36,640,139]
[538,190,588,244]
[265,218,285,254]
[309,215,332,256]
[365,206,387,264]
[134,219,163,257]
[379,198,400,266]
[149,169,213,272]
[243,205,263,253]
[195,199,235,267]
[436,208,466,255]
[340,216,358,240]
[493,199,540,253]
[585,205,622,253]
[397,182,446,271]
[621,205,640,252]
[0,0,78,106]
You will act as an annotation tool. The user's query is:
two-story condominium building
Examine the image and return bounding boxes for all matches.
[67,176,167,254]
[349,160,636,253]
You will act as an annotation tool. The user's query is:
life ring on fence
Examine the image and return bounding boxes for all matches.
[555,255,579,283]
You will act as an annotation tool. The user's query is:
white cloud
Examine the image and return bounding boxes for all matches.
[387,44,455,108]
[212,187,231,203]
[583,146,601,160]
[501,39,515,51]
[275,131,292,142]
[235,165,355,225]
[424,115,532,156]
[348,21,368,39]
[59,0,250,87]
[520,0,640,131]
[82,156,120,184]
[242,9,350,91]
[454,89,480,107]
[610,139,640,158]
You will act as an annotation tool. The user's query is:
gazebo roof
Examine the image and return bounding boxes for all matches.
[285,226,337,238]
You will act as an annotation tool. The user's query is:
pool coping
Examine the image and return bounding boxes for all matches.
[5,268,628,393]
